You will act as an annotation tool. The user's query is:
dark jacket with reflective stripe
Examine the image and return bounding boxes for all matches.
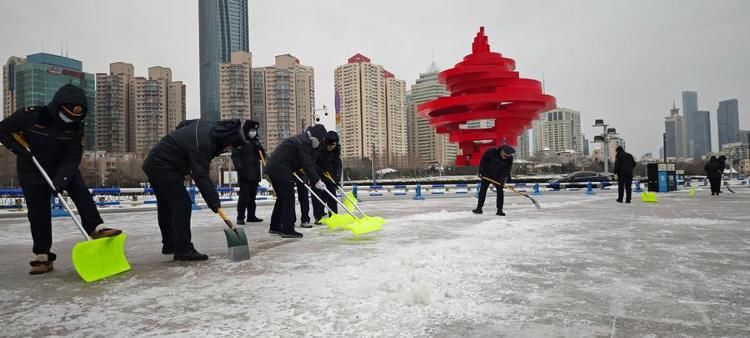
[264,134,320,184]
[614,151,636,179]
[0,85,87,187]
[142,119,244,210]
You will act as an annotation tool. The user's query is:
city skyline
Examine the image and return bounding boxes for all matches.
[1,0,749,158]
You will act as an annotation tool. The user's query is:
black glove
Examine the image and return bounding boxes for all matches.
[51,176,68,194]
[6,143,31,157]
[208,201,221,213]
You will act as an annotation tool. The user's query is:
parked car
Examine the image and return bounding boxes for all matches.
[547,171,612,190]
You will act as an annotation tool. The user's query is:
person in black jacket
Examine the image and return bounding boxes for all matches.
[704,156,724,196]
[231,120,265,225]
[614,146,637,203]
[0,84,121,275]
[265,124,328,238]
[312,131,342,225]
[142,119,246,260]
[474,145,514,216]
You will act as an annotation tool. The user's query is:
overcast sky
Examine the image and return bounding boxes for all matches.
[1,0,748,157]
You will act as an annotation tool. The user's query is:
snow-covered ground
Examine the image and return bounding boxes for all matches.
[1,188,749,337]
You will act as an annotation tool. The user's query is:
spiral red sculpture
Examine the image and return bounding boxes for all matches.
[417,27,556,166]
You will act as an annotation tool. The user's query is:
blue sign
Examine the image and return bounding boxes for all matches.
[658,171,668,192]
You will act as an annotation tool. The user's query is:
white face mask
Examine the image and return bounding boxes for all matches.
[248,130,257,138]
[58,111,74,123]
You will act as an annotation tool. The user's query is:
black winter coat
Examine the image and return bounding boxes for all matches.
[142,119,245,211]
[265,133,320,184]
[614,151,636,179]
[704,159,724,179]
[231,138,265,182]
[479,147,513,182]
[316,145,342,183]
[0,84,87,188]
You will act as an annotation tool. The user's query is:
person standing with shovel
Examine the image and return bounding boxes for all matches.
[474,145,514,216]
[231,120,265,225]
[142,119,247,261]
[313,131,342,225]
[265,124,328,238]
[0,84,122,275]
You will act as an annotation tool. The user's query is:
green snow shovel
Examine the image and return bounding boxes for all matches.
[324,172,386,232]
[217,208,250,261]
[480,175,541,209]
[13,133,130,282]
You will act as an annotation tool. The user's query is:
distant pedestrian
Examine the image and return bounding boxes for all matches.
[474,145,514,216]
[614,146,636,203]
[231,120,265,225]
[704,156,723,196]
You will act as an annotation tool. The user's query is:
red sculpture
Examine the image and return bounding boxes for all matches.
[417,27,556,166]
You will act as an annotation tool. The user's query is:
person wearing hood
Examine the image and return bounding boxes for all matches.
[474,144,514,216]
[265,124,328,238]
[312,130,342,224]
[614,145,637,203]
[142,119,246,260]
[231,120,266,225]
[704,155,724,196]
[0,84,122,275]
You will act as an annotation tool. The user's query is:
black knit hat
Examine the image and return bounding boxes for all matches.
[500,145,515,155]
[616,146,624,152]
[306,124,327,141]
[212,119,246,149]
[326,130,339,144]
[243,119,259,134]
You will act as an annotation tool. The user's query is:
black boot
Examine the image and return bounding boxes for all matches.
[236,219,246,225]
[472,208,483,214]
[161,244,174,255]
[268,229,282,235]
[281,230,303,238]
[496,210,506,216]
[247,217,263,223]
[174,248,209,261]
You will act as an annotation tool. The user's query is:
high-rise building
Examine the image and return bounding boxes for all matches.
[664,102,688,158]
[532,108,582,155]
[95,63,185,154]
[219,51,252,121]
[2,56,26,118]
[405,90,415,166]
[3,53,96,149]
[691,110,712,158]
[252,54,314,151]
[682,90,701,158]
[717,99,739,148]
[199,0,250,122]
[515,129,530,159]
[95,62,134,153]
[409,62,456,167]
[334,54,407,167]
[581,135,590,156]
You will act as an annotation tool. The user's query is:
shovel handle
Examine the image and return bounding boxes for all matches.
[216,208,236,231]
[12,133,92,241]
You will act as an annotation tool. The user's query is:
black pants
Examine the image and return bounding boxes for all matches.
[312,180,338,220]
[295,180,310,223]
[709,177,721,195]
[146,172,194,254]
[270,175,296,233]
[22,172,103,255]
[476,180,504,211]
[237,180,259,220]
[617,176,633,202]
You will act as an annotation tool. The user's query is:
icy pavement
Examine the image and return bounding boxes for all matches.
[1,188,749,337]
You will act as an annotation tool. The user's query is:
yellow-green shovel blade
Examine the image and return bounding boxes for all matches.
[640,192,658,203]
[343,192,358,212]
[320,213,357,229]
[343,216,385,237]
[71,233,130,283]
